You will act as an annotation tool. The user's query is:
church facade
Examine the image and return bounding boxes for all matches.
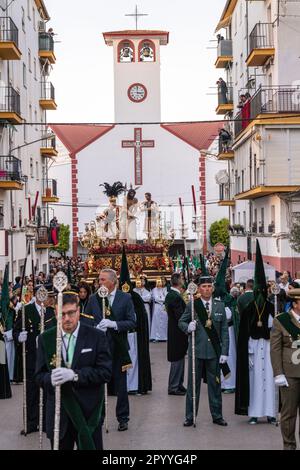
[50,30,226,257]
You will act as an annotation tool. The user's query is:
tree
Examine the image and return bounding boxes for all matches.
[55,224,70,257]
[289,215,300,253]
[209,218,230,247]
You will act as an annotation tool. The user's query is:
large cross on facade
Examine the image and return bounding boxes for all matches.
[122,128,155,186]
[125,5,149,30]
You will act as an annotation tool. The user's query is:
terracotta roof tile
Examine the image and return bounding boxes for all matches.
[161,122,220,151]
[50,124,114,155]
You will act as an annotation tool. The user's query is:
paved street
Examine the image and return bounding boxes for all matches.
[0,343,287,450]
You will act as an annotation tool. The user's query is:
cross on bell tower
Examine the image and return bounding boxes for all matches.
[125,5,149,30]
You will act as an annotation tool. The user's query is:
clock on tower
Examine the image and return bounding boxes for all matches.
[103,30,169,123]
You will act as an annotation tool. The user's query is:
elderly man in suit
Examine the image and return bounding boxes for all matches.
[179,276,229,427]
[35,292,112,450]
[271,288,300,450]
[84,269,136,431]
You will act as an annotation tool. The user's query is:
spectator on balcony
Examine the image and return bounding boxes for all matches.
[49,217,59,246]
[47,28,55,38]
[219,128,232,152]
[217,78,228,104]
[217,34,224,43]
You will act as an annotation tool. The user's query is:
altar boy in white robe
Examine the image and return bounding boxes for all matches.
[150,278,168,342]
[235,240,276,424]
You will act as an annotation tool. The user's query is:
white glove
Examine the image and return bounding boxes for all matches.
[188,321,197,333]
[99,319,117,330]
[15,302,23,313]
[51,367,75,386]
[4,330,13,342]
[275,374,289,387]
[18,331,28,343]
[219,355,229,364]
[249,355,254,369]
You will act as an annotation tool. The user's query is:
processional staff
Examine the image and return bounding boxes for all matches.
[98,285,109,434]
[36,286,49,450]
[53,271,68,451]
[187,282,198,428]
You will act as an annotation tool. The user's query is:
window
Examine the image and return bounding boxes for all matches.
[23,120,27,143]
[240,2,243,25]
[36,161,39,180]
[238,212,241,225]
[243,211,246,229]
[22,7,25,32]
[27,0,31,19]
[11,205,15,228]
[33,7,36,29]
[0,203,4,229]
[28,49,32,72]
[18,208,22,228]
[34,58,37,80]
[23,63,27,88]
[118,40,134,63]
[241,170,244,192]
[35,109,38,131]
[30,157,34,177]
[139,39,155,62]
[232,212,235,226]
[260,207,265,232]
[240,53,243,77]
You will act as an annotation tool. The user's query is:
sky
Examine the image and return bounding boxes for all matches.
[46,0,226,124]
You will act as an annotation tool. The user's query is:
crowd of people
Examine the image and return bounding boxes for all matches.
[0,245,300,450]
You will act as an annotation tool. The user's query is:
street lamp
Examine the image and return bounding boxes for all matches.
[25,221,37,278]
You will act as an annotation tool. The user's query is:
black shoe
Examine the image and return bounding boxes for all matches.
[118,422,128,432]
[183,419,193,427]
[178,386,187,393]
[267,417,277,425]
[20,425,38,435]
[168,390,186,396]
[213,418,228,426]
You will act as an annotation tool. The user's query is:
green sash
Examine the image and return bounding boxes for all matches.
[42,327,104,450]
[277,312,300,341]
[194,299,231,379]
[96,295,132,372]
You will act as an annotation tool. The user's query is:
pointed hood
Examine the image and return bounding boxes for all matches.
[254,240,268,310]
[119,244,132,290]
[214,249,229,300]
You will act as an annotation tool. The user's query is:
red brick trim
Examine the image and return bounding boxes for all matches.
[199,152,207,254]
[71,152,78,257]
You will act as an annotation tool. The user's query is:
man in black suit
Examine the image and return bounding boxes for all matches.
[13,286,56,434]
[35,292,112,450]
[84,269,136,431]
[165,273,188,395]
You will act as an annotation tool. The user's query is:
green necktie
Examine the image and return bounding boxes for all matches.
[66,333,76,367]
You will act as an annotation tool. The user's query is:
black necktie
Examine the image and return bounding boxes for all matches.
[205,302,210,312]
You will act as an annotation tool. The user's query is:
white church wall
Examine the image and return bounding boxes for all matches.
[76,124,204,241]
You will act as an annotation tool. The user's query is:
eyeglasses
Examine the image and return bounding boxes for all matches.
[62,310,78,318]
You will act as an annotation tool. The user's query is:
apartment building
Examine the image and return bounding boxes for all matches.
[214,0,300,274]
[0,0,58,280]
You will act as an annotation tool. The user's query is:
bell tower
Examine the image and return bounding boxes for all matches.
[103,30,169,123]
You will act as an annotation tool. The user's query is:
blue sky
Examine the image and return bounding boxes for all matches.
[46,0,226,123]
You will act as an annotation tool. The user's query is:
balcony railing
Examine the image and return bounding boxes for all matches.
[36,226,50,245]
[42,135,56,149]
[0,86,20,114]
[39,32,54,52]
[218,85,233,106]
[215,39,233,68]
[0,17,19,45]
[43,178,57,197]
[234,85,300,137]
[219,183,234,201]
[41,82,55,100]
[249,22,274,51]
[0,155,22,182]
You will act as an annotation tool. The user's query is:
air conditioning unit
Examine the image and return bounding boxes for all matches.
[38,21,46,32]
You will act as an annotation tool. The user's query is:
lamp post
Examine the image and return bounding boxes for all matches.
[25,221,37,280]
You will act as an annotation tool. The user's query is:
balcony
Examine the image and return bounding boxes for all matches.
[246,23,275,67]
[234,86,300,138]
[218,183,235,206]
[0,86,22,123]
[40,82,57,110]
[42,179,59,203]
[0,17,21,60]
[216,86,233,115]
[36,226,52,249]
[0,156,23,190]
[40,135,58,157]
[217,135,234,160]
[39,33,56,64]
[215,39,233,69]
[235,185,300,200]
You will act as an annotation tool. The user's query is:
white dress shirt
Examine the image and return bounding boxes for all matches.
[61,322,80,366]
[171,287,181,295]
